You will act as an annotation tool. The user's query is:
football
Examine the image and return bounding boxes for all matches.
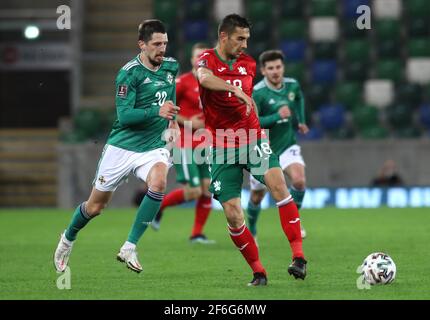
[361,252,396,285]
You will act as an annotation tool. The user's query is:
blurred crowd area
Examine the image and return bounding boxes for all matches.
[1,0,430,139]
[69,0,430,143]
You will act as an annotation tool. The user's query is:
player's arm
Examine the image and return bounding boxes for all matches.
[196,67,255,116]
[295,84,309,134]
[253,92,284,128]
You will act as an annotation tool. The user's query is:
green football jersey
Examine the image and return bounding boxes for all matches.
[253,77,305,156]
[107,55,179,153]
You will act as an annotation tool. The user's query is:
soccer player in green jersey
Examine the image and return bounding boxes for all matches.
[247,50,309,241]
[54,20,180,274]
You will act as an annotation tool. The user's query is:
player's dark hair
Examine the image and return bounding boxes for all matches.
[192,42,210,53]
[138,19,166,42]
[259,50,285,67]
[218,14,251,36]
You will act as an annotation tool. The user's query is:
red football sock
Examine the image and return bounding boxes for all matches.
[278,196,305,259]
[228,223,266,275]
[160,188,185,211]
[191,195,212,237]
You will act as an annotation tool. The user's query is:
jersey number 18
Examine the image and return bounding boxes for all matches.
[226,79,242,97]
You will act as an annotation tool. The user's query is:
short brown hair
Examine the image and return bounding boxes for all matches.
[218,14,251,36]
[259,50,285,67]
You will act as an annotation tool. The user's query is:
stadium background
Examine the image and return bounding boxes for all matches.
[1,0,430,208]
[1,0,430,301]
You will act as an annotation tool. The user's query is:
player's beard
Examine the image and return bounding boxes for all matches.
[268,74,282,87]
[149,54,164,67]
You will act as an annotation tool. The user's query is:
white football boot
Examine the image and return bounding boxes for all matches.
[117,244,143,273]
[53,231,74,273]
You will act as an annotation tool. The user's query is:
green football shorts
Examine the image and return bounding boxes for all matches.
[174,147,210,187]
[208,139,280,203]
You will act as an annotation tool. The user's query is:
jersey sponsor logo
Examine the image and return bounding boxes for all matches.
[143,77,152,84]
[288,92,295,101]
[198,59,208,67]
[154,81,166,86]
[217,67,226,72]
[238,66,247,75]
[269,98,276,104]
[117,85,128,98]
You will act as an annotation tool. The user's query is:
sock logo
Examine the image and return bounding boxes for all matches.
[239,242,249,251]
[289,218,300,224]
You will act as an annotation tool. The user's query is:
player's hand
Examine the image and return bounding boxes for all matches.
[163,120,181,149]
[278,106,291,119]
[298,123,309,135]
[159,100,180,120]
[190,114,205,130]
[232,87,254,116]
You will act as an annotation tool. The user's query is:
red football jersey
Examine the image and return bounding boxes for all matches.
[196,48,262,148]
[175,72,205,148]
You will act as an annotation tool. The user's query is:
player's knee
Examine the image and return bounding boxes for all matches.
[250,191,264,205]
[148,179,167,193]
[187,187,202,200]
[292,176,306,191]
[86,202,105,216]
[223,202,243,228]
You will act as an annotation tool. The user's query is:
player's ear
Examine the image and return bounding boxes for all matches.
[260,66,265,76]
[138,40,145,51]
[219,31,228,42]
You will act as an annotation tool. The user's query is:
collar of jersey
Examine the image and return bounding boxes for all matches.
[214,49,236,71]
[264,77,285,92]
[136,54,161,72]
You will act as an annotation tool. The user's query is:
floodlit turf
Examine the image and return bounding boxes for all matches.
[0,207,429,300]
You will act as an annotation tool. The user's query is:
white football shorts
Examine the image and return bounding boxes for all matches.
[93,144,171,192]
[249,144,305,191]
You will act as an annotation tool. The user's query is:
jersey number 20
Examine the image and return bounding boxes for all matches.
[155,91,167,106]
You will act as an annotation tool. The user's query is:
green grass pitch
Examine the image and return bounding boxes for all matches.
[1,207,429,300]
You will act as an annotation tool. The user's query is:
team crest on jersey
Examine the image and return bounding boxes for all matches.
[167,72,173,84]
[117,85,128,98]
[238,66,247,75]
[288,92,295,101]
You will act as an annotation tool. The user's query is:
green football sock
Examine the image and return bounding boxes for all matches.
[247,200,261,236]
[127,189,164,244]
[290,187,306,210]
[65,202,92,242]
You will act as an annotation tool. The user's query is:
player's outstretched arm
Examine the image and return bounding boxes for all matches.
[196,67,255,116]
[196,67,236,93]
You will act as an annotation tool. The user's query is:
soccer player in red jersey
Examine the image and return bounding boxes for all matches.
[195,14,307,285]
[151,43,215,244]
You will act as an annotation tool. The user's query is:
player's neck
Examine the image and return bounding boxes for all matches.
[139,53,160,71]
[265,77,283,90]
[215,45,234,62]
